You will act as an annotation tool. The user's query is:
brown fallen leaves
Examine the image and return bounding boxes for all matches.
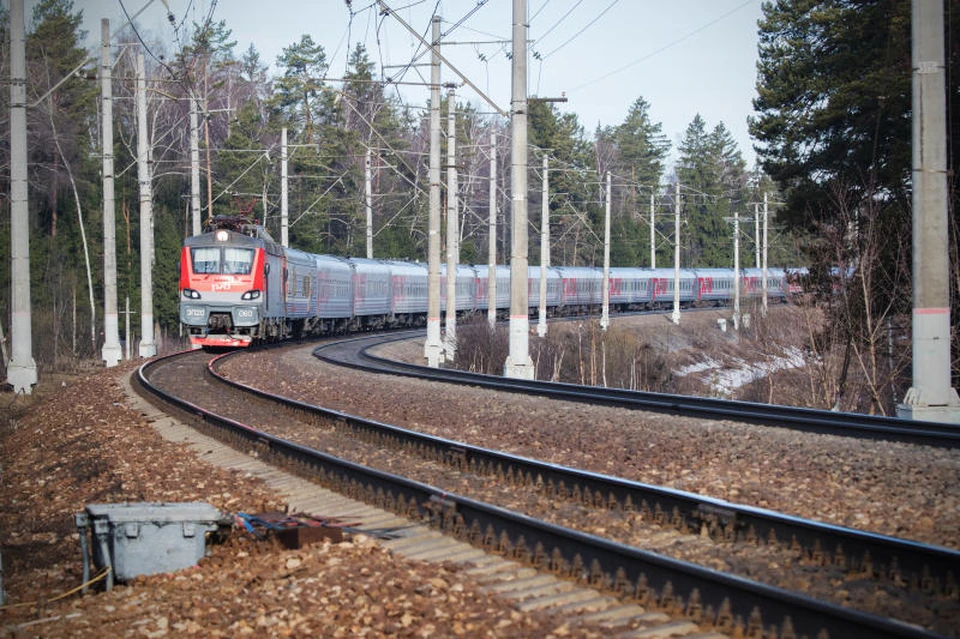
[0,365,604,637]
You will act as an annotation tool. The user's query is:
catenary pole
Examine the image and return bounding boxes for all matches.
[123,297,133,361]
[365,147,373,259]
[732,214,741,330]
[7,0,36,393]
[537,154,548,337]
[445,87,459,360]
[671,184,681,325]
[898,0,960,421]
[190,95,201,235]
[281,127,289,247]
[488,134,498,327]
[601,171,611,331]
[425,16,444,367]
[505,0,535,379]
[101,19,121,367]
[203,72,213,221]
[136,49,156,358]
[754,202,761,268]
[762,195,769,317]
[650,192,656,268]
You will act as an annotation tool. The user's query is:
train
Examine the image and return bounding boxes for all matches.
[179,216,795,348]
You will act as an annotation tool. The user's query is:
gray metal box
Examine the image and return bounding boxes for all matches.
[77,502,224,585]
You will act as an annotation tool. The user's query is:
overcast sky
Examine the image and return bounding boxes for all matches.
[64,0,764,166]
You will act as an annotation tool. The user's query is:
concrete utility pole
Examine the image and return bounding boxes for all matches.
[203,75,213,220]
[649,192,656,268]
[488,133,498,328]
[7,0,36,394]
[100,19,122,368]
[726,214,743,330]
[671,184,681,325]
[425,16,444,367]
[136,50,156,358]
[762,194,769,317]
[281,127,289,247]
[537,154,549,337]
[189,95,201,235]
[504,0,535,379]
[754,202,761,269]
[365,147,373,259]
[899,0,960,422]
[444,87,459,360]
[601,171,611,331]
[122,296,135,361]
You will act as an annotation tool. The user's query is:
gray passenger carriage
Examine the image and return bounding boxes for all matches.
[555,266,603,312]
[473,265,512,313]
[384,260,429,322]
[315,254,354,319]
[441,264,480,313]
[349,258,393,328]
[607,267,652,307]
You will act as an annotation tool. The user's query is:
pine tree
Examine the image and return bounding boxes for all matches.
[749,0,913,228]
[677,115,748,267]
[613,97,670,188]
[527,101,596,266]
[272,34,327,146]
[603,96,671,267]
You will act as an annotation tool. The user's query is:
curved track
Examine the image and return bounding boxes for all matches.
[317,332,960,449]
[136,345,956,638]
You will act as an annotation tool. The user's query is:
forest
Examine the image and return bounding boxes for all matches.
[0,0,958,415]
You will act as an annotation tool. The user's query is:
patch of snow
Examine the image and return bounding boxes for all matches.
[675,357,722,377]
[677,347,807,398]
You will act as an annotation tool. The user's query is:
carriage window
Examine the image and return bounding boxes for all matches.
[223,248,254,275]
[191,247,221,274]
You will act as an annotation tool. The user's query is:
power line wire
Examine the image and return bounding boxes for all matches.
[568,0,754,93]
[541,0,619,59]
[530,0,555,23]
[441,0,490,39]
[531,0,583,48]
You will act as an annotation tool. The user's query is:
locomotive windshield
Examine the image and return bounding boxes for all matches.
[191,247,254,275]
[224,247,255,274]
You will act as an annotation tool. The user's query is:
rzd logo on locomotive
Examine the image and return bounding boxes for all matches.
[236,308,254,319]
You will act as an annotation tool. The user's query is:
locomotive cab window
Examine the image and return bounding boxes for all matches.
[191,247,221,274]
[223,248,254,275]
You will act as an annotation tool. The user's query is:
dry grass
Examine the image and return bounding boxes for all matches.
[451,306,820,404]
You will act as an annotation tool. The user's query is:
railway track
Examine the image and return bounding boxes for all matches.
[317,332,960,450]
[137,343,957,638]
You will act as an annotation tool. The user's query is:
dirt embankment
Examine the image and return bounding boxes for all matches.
[389,306,821,406]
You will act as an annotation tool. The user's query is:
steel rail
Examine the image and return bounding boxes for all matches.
[322,332,960,447]
[214,340,960,604]
[138,351,944,639]
[312,334,960,593]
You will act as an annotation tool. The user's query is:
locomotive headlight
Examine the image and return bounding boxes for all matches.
[215,230,229,242]
[241,289,261,300]
[182,288,201,299]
